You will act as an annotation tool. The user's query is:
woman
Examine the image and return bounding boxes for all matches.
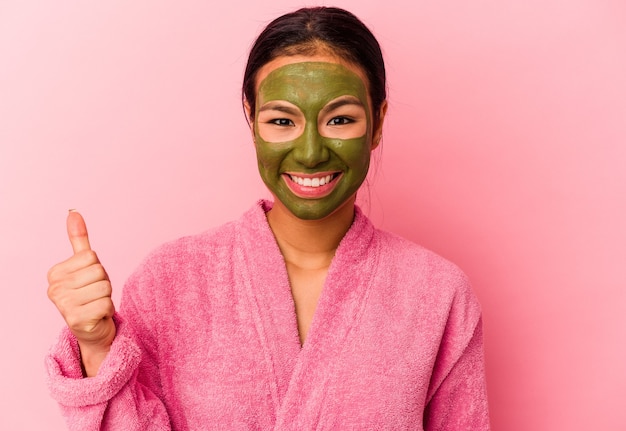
[47,7,490,430]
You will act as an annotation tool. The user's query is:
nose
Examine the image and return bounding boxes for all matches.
[292,123,330,168]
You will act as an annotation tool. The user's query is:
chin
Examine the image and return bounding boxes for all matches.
[281,196,357,221]
[288,204,335,220]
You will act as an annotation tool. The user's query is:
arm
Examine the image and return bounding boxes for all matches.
[423,318,491,431]
[46,314,171,431]
[46,211,172,430]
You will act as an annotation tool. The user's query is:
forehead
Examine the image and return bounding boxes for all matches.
[256,54,368,88]
[260,63,365,100]
[255,56,369,106]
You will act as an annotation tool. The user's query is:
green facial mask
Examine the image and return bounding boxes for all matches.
[254,62,373,220]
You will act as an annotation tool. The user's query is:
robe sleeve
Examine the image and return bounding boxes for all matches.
[45,313,172,430]
[422,274,491,431]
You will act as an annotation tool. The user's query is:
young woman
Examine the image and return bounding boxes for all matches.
[47,7,490,430]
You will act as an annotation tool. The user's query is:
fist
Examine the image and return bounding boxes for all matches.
[47,211,116,364]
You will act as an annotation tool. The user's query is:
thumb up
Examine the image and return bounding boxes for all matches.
[47,210,117,376]
[67,209,92,254]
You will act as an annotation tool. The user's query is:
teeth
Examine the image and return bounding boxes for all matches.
[290,174,335,188]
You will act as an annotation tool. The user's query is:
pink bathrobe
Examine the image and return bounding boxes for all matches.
[46,200,490,430]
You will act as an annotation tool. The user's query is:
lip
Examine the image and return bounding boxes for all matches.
[282,171,342,199]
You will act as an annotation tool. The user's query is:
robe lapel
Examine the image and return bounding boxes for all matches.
[235,201,302,415]
[236,201,379,429]
[272,206,380,430]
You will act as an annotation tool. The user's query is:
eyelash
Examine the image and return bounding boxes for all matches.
[267,116,354,127]
[327,116,354,126]
[269,118,295,127]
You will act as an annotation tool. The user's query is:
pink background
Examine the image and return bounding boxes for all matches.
[1,1,625,429]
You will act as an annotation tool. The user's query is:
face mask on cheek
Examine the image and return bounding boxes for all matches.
[254,62,374,220]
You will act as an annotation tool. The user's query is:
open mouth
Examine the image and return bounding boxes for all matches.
[282,171,342,198]
[287,172,341,188]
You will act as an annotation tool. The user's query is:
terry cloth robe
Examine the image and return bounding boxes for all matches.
[46,200,490,430]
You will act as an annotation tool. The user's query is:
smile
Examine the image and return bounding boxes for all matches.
[282,171,342,198]
[288,173,339,187]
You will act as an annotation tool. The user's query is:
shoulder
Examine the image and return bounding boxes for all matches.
[137,201,268,274]
[142,219,238,271]
[121,202,267,297]
[372,228,480,317]
[120,203,269,314]
[119,220,238,309]
[375,229,469,286]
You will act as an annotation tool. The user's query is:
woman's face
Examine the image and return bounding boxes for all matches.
[251,54,385,220]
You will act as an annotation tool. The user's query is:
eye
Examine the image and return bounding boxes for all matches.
[327,116,354,126]
[269,118,295,127]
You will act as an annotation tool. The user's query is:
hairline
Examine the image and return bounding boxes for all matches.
[246,41,374,118]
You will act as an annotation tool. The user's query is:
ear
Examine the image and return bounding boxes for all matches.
[371,100,388,151]
[243,99,256,143]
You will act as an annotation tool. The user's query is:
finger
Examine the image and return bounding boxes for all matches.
[48,262,107,304]
[78,290,115,317]
[74,280,113,307]
[48,248,101,279]
[50,279,112,314]
[74,298,116,325]
[67,210,91,254]
[51,262,109,290]
[59,279,112,309]
[66,298,116,332]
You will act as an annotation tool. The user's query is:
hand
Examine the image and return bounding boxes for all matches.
[47,211,116,376]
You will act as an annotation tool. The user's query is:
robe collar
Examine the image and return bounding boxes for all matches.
[234,200,379,425]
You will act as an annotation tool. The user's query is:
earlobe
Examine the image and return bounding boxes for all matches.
[250,124,256,145]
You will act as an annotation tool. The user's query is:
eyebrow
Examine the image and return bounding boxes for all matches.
[320,96,365,114]
[258,102,300,116]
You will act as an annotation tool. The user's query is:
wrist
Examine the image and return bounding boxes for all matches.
[77,331,115,377]
[78,341,112,377]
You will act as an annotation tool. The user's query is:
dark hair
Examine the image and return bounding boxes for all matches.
[242,7,386,127]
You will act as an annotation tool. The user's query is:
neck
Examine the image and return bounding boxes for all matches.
[266,197,356,270]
